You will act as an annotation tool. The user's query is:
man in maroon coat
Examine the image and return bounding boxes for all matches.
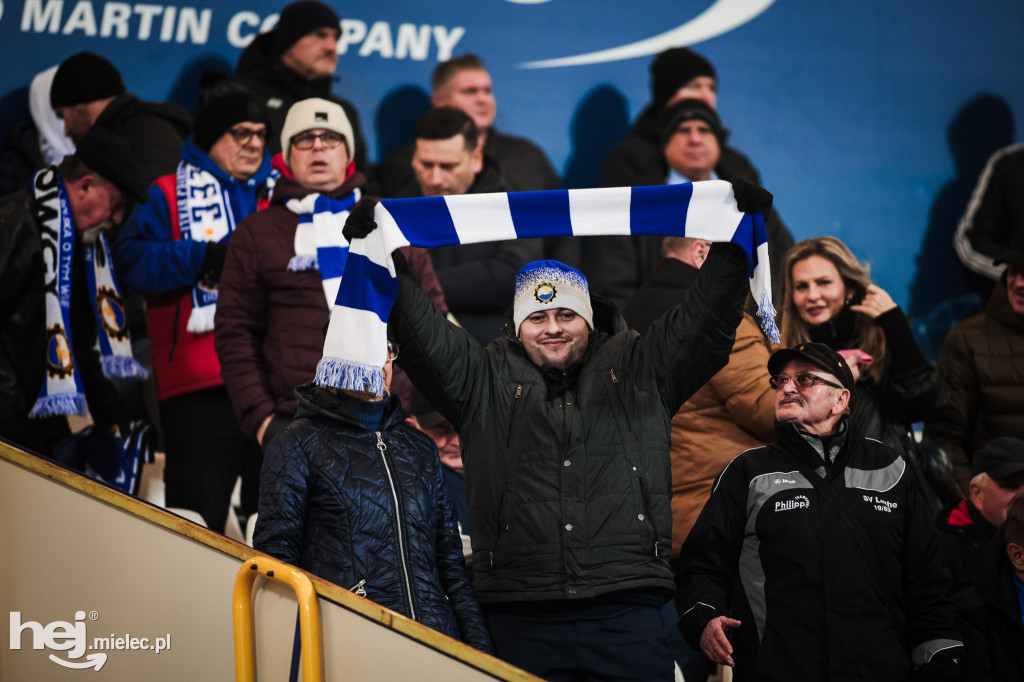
[215,98,446,450]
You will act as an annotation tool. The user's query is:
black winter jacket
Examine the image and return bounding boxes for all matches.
[959,527,1024,682]
[253,383,492,653]
[0,184,124,457]
[677,421,963,682]
[390,243,749,603]
[94,93,191,186]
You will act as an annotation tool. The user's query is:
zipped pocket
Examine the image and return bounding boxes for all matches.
[636,477,659,557]
[348,579,367,597]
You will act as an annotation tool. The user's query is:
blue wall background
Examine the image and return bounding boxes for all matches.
[1,0,1022,355]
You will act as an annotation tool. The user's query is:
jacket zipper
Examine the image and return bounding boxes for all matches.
[375,431,416,621]
[504,384,523,447]
[348,579,367,597]
[608,369,636,436]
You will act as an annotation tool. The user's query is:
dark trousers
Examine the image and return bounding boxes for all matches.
[160,385,262,533]
[484,600,673,682]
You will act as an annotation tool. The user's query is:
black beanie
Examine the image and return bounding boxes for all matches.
[274,1,341,54]
[51,52,126,109]
[73,128,149,204]
[659,98,724,148]
[650,47,716,110]
[193,80,267,152]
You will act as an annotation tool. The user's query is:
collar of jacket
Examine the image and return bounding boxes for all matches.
[180,136,272,188]
[987,271,1024,331]
[977,525,1024,621]
[774,417,850,469]
[292,382,406,431]
[269,168,367,206]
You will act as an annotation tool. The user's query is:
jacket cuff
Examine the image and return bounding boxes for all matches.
[676,600,720,650]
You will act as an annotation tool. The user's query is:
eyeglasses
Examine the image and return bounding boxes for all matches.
[227,126,267,145]
[769,372,843,391]
[387,342,400,362]
[291,131,345,150]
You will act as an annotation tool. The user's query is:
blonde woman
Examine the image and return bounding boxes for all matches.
[780,237,947,459]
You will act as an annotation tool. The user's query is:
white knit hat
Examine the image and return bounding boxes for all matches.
[513,260,594,335]
[280,97,355,164]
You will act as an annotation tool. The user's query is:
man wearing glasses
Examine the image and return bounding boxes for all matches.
[113,80,271,533]
[214,97,446,458]
[675,342,963,681]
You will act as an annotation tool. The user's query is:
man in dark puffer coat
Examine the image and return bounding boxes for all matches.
[254,356,492,653]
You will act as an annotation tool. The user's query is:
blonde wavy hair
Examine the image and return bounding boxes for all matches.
[780,236,886,383]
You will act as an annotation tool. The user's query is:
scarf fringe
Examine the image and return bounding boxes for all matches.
[287,254,318,272]
[314,356,385,396]
[757,291,781,344]
[28,392,89,418]
[186,304,216,334]
[102,355,150,379]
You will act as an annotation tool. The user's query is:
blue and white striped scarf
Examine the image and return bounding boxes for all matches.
[315,181,777,394]
[175,160,236,333]
[285,189,361,306]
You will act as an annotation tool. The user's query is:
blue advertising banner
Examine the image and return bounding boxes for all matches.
[1,0,1022,354]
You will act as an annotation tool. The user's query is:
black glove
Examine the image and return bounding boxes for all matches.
[202,241,229,276]
[730,176,773,219]
[343,197,380,242]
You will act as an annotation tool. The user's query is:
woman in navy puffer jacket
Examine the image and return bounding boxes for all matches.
[253,345,492,653]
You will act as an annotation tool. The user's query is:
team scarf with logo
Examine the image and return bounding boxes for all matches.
[285,188,361,306]
[314,180,778,395]
[175,160,238,333]
[29,167,147,419]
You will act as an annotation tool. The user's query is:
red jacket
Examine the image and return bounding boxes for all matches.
[145,175,270,401]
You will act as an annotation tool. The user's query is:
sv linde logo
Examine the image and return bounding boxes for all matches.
[774,494,810,512]
[10,611,171,671]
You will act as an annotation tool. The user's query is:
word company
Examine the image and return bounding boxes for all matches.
[17,1,465,61]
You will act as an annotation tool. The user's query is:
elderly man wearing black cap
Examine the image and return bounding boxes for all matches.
[50,51,191,185]
[110,79,272,533]
[676,342,963,681]
[0,128,149,463]
[937,437,1024,599]
[235,0,369,172]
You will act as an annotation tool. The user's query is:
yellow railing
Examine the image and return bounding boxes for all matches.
[234,557,323,682]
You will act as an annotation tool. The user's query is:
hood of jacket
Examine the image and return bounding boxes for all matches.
[988,270,1024,331]
[292,382,407,432]
[235,32,337,99]
[96,93,192,139]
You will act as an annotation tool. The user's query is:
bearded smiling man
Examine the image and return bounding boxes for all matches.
[339,174,776,681]
[676,342,964,682]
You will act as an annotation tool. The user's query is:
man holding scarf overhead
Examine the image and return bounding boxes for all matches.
[113,79,272,533]
[336,178,774,681]
[0,127,149,463]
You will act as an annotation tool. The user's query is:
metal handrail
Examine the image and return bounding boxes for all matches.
[233,557,323,682]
